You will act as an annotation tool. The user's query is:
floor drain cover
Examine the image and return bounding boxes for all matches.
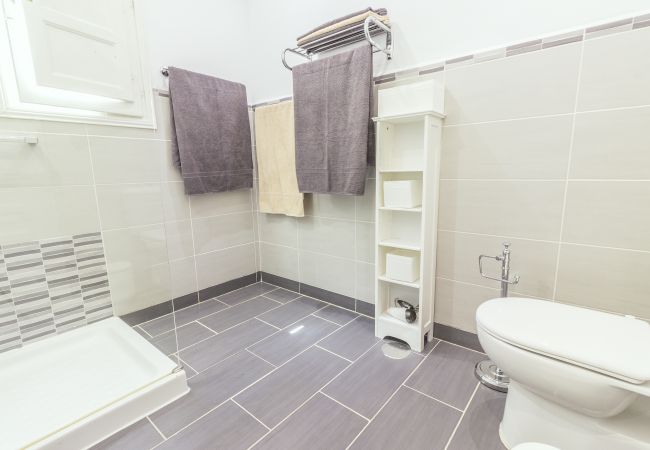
[381,339,411,359]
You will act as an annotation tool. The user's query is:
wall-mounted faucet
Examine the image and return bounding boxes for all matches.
[475,242,520,393]
[479,242,519,298]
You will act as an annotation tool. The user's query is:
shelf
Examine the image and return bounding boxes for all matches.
[378,274,420,288]
[373,110,445,124]
[378,239,421,251]
[378,168,423,173]
[379,206,422,213]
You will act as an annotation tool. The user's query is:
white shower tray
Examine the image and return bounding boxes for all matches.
[0,317,189,450]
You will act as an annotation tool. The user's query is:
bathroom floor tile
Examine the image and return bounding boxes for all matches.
[262,287,301,303]
[155,401,268,450]
[405,341,484,410]
[173,298,229,326]
[256,296,326,328]
[447,385,507,450]
[198,296,280,332]
[248,315,338,366]
[234,346,349,428]
[217,282,277,306]
[91,418,162,450]
[139,313,175,337]
[349,387,461,450]
[179,319,277,372]
[149,350,274,437]
[322,343,423,418]
[149,321,215,355]
[317,316,378,360]
[252,393,367,450]
[313,304,359,325]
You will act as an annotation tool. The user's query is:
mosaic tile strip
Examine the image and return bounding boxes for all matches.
[0,232,112,354]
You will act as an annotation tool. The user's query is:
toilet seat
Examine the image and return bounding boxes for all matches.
[476,298,650,384]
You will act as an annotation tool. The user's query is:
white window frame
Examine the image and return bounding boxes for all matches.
[0,0,156,129]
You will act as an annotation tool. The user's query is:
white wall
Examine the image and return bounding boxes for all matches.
[137,0,253,98]
[246,0,650,103]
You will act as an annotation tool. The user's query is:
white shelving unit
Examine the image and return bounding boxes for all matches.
[373,80,444,352]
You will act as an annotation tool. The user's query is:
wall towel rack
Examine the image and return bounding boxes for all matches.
[282,16,392,71]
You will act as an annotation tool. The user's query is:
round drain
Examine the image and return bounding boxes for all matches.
[381,339,411,359]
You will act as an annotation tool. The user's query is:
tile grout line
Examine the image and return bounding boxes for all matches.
[443,382,481,450]
[401,384,464,412]
[146,416,167,441]
[246,348,278,367]
[552,30,587,302]
[314,344,354,363]
[253,317,281,330]
[318,390,371,421]
[231,398,271,431]
[309,313,346,327]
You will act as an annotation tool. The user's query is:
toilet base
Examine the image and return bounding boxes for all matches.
[501,381,650,450]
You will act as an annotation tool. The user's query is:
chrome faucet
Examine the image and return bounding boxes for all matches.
[479,242,519,297]
[475,243,520,392]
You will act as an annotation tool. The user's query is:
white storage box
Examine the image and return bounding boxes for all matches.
[386,250,420,282]
[383,180,422,208]
[378,79,444,117]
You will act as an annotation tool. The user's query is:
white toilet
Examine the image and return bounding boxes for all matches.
[476,298,650,450]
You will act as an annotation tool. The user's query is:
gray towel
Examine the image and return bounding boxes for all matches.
[293,44,373,195]
[168,67,253,195]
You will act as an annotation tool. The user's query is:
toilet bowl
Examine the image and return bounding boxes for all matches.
[476,298,650,450]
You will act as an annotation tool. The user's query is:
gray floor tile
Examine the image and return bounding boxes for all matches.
[218,282,277,306]
[249,315,338,365]
[318,316,378,360]
[179,319,277,372]
[173,299,229,327]
[91,418,162,450]
[150,351,274,437]
[263,287,301,303]
[350,387,461,450]
[234,346,349,428]
[139,314,175,337]
[323,344,423,418]
[199,296,280,332]
[447,385,507,450]
[156,401,267,450]
[179,358,197,378]
[256,296,326,328]
[252,393,367,450]
[405,341,484,410]
[313,304,359,325]
[149,322,215,355]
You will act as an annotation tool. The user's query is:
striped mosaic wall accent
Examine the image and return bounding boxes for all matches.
[0,232,112,353]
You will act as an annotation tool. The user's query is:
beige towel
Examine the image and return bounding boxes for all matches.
[297,11,390,47]
[254,101,304,217]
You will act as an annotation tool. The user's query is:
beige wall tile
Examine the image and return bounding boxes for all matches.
[555,244,650,320]
[169,257,198,299]
[570,107,650,179]
[445,43,581,125]
[0,186,99,244]
[355,178,376,222]
[304,192,356,220]
[192,212,254,254]
[578,27,650,111]
[355,221,375,264]
[562,181,650,251]
[96,183,164,230]
[298,216,355,259]
[441,116,573,179]
[258,213,298,247]
[103,224,169,271]
[110,262,172,315]
[0,117,86,135]
[195,244,256,290]
[85,121,158,140]
[438,180,565,240]
[165,219,194,261]
[189,189,252,218]
[434,277,502,333]
[355,262,375,303]
[260,242,299,280]
[299,250,355,298]
[90,137,165,184]
[162,182,191,221]
[436,230,558,298]
[0,134,93,187]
